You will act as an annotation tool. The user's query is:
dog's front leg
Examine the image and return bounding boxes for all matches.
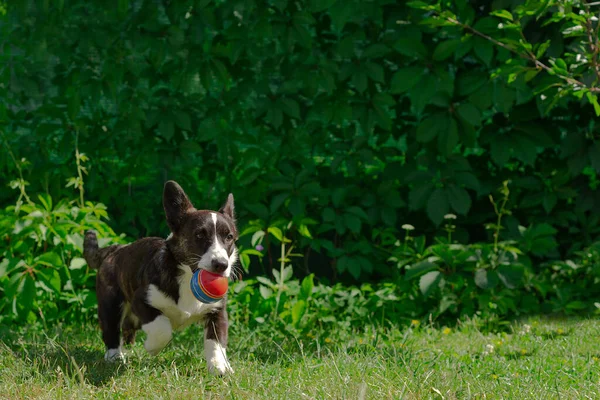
[204,304,233,375]
[132,289,173,356]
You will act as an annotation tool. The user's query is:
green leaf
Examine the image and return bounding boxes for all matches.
[365,62,384,83]
[291,300,307,325]
[270,192,289,213]
[542,193,557,214]
[437,117,459,156]
[281,265,293,282]
[473,16,499,34]
[38,268,61,293]
[419,270,442,296]
[490,137,511,166]
[35,252,62,267]
[293,23,312,48]
[409,182,435,210]
[38,193,53,211]
[473,37,493,66]
[346,206,369,220]
[416,113,447,143]
[259,285,273,299]
[362,44,390,59]
[474,269,499,289]
[298,224,313,239]
[409,74,437,114]
[0,258,10,278]
[69,257,87,270]
[268,226,284,242]
[447,185,471,215]
[158,120,175,141]
[432,39,461,61]
[281,98,301,119]
[456,71,488,97]
[491,10,513,21]
[589,141,600,174]
[344,213,361,234]
[323,207,336,222]
[300,274,314,299]
[347,258,361,279]
[390,67,425,94]
[455,103,481,127]
[405,261,437,280]
[337,255,349,273]
[20,274,36,313]
[352,70,368,93]
[174,111,192,131]
[427,188,449,225]
[309,0,337,12]
[586,92,600,116]
[566,301,587,311]
[393,39,428,59]
[497,264,524,289]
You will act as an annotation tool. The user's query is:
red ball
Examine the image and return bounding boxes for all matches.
[198,270,228,299]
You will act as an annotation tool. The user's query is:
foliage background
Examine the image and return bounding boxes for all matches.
[2,0,600,326]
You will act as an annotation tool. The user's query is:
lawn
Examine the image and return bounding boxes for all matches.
[1,317,600,399]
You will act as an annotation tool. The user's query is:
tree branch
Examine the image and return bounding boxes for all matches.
[444,15,600,93]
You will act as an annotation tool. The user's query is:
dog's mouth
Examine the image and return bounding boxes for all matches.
[191,265,229,278]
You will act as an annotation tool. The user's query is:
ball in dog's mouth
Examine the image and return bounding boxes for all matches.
[190,269,228,303]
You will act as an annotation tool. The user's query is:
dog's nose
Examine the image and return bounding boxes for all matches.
[211,259,228,274]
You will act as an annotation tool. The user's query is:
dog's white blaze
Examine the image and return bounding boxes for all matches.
[105,347,125,362]
[142,315,172,355]
[204,339,233,375]
[146,266,222,331]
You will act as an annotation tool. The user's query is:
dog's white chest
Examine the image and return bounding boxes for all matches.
[146,266,221,330]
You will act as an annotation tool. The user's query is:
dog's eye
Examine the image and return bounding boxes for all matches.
[196,232,204,240]
[226,234,234,241]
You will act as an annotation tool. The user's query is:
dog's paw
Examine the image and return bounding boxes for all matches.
[142,315,173,356]
[205,339,233,376]
[208,358,234,376]
[104,348,126,362]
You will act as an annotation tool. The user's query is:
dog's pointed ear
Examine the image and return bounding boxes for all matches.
[219,193,235,219]
[163,181,193,233]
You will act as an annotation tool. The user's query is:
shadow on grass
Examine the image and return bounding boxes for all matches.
[1,327,128,387]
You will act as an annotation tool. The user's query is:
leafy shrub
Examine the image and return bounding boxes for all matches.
[0,149,126,325]
[2,0,600,284]
[0,196,125,324]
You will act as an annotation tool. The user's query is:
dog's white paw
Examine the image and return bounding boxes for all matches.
[142,315,173,356]
[105,348,126,362]
[205,339,233,376]
[208,357,234,376]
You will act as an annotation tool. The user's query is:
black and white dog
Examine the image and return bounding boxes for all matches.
[83,181,237,375]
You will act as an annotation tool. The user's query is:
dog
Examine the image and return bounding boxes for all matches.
[83,180,238,375]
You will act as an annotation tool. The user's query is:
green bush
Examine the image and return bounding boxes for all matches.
[1,1,600,285]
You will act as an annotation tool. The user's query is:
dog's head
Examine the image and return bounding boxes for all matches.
[163,181,238,278]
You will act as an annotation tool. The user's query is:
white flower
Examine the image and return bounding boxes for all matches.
[483,344,495,355]
[540,94,547,101]
[518,324,531,335]
[402,224,415,231]
[444,214,457,220]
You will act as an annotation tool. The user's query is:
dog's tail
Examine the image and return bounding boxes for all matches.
[84,230,102,269]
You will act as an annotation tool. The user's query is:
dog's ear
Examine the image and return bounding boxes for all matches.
[163,181,194,233]
[219,193,235,220]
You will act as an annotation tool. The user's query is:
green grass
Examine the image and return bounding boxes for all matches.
[2,317,600,399]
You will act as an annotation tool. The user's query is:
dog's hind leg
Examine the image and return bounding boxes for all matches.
[98,292,125,362]
[121,304,139,345]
